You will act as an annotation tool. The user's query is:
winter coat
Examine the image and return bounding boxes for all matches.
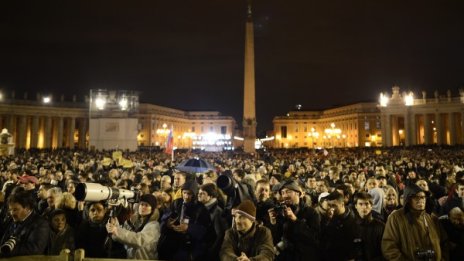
[439,216,464,261]
[268,201,321,261]
[220,223,275,261]
[48,225,75,255]
[0,211,50,257]
[321,208,358,261]
[158,197,212,261]
[112,211,160,260]
[354,213,385,261]
[204,198,228,261]
[382,208,448,261]
[75,219,126,258]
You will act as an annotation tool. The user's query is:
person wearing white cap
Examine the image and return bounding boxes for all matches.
[220,200,275,261]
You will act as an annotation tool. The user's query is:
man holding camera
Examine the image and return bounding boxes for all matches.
[267,180,320,261]
[382,184,448,261]
[0,188,50,257]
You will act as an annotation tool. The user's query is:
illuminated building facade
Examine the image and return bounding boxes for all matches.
[272,103,382,148]
[272,86,464,148]
[379,86,464,146]
[0,91,236,150]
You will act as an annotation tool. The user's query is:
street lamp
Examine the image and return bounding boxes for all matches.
[308,127,319,148]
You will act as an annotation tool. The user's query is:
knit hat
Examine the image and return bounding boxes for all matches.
[279,180,302,194]
[140,194,157,210]
[182,180,199,197]
[232,200,256,221]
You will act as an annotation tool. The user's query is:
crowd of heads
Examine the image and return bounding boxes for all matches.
[0,145,463,259]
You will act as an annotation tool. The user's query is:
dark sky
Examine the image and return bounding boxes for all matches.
[1,0,464,135]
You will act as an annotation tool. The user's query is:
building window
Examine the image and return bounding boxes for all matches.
[364,121,370,130]
[201,126,204,132]
[210,126,213,132]
[192,127,195,132]
[376,120,381,129]
[221,126,227,134]
[281,126,287,138]
[304,126,307,132]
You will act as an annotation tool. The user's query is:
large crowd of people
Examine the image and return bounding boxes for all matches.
[0,146,463,260]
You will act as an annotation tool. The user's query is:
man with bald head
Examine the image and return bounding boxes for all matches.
[440,207,464,261]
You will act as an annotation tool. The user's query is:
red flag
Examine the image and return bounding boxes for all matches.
[165,129,173,155]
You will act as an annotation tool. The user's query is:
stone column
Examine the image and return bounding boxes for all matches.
[385,114,392,147]
[449,113,456,145]
[78,118,87,149]
[7,115,16,143]
[30,116,39,148]
[392,115,399,146]
[404,110,411,146]
[436,113,444,145]
[68,117,75,148]
[410,113,417,145]
[424,114,431,145]
[44,116,52,148]
[17,116,27,148]
[461,112,464,145]
[57,117,64,148]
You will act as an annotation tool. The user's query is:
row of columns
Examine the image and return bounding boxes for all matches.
[1,115,87,149]
[382,111,464,146]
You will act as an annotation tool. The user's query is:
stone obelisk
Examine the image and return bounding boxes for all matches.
[243,0,256,153]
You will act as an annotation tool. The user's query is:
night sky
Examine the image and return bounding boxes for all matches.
[1,0,464,135]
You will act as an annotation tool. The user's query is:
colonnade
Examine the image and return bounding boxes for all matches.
[381,111,464,146]
[0,115,88,149]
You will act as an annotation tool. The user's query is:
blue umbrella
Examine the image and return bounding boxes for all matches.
[176,158,214,174]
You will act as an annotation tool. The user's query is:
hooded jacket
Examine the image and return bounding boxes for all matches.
[382,184,448,261]
[158,180,212,261]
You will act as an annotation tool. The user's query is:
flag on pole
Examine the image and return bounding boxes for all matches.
[165,128,174,155]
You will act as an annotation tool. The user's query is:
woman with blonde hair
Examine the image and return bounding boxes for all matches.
[382,185,400,220]
[55,192,80,228]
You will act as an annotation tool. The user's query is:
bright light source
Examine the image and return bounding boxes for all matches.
[43,96,51,104]
[404,92,414,106]
[119,97,128,110]
[95,97,106,110]
[380,93,389,107]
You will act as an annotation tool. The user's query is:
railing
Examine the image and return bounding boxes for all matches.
[1,249,163,261]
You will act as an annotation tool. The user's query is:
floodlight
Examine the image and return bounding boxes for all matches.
[95,97,106,110]
[119,97,128,111]
[404,92,414,106]
[43,96,51,104]
[380,93,389,107]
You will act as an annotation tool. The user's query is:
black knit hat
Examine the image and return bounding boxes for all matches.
[182,180,199,197]
[232,200,256,221]
[140,194,157,210]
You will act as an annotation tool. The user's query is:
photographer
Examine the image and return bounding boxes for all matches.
[382,184,449,261]
[75,201,126,258]
[0,188,50,257]
[158,180,212,261]
[106,194,160,260]
[267,180,320,261]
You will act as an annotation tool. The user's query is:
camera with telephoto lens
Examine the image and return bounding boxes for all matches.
[415,249,435,260]
[75,182,140,203]
[0,236,18,255]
